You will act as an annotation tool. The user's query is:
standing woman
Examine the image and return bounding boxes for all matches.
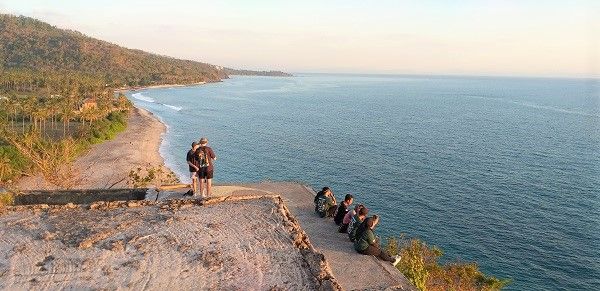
[197,137,217,197]
[354,215,401,266]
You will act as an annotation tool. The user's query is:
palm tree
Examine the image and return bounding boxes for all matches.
[9,95,19,132]
[60,98,75,137]
[20,98,32,135]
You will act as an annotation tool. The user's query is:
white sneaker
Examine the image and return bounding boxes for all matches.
[392,255,401,267]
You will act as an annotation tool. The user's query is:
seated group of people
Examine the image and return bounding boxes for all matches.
[313,187,401,266]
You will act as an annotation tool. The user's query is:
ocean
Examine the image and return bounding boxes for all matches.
[128,74,600,290]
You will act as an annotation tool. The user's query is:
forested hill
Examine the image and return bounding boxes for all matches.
[0,14,289,88]
[224,68,292,77]
[0,14,227,86]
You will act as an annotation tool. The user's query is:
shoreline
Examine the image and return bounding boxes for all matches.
[16,106,171,190]
[113,81,208,93]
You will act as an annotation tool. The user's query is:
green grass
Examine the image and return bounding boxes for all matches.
[83,111,128,145]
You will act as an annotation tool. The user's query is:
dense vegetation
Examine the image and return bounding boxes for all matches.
[0,14,227,87]
[0,13,290,188]
[0,96,131,186]
[224,67,292,77]
[386,237,510,291]
[0,14,291,87]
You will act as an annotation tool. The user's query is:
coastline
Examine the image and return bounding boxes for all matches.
[113,82,208,93]
[7,91,416,289]
[16,106,170,190]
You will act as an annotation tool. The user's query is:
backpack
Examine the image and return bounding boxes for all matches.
[316,196,327,218]
[347,216,356,234]
[197,148,210,168]
[314,191,324,205]
[348,216,360,241]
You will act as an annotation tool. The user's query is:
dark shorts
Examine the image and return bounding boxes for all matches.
[338,223,349,233]
[199,169,214,179]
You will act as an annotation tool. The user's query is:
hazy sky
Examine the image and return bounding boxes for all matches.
[1,0,598,78]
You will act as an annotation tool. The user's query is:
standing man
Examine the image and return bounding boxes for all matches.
[197,137,217,197]
[186,141,200,194]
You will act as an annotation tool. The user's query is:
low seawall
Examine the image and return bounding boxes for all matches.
[13,189,147,205]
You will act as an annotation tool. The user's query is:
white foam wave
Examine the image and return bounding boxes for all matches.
[131,93,155,103]
[509,101,598,117]
[163,104,183,111]
[465,95,598,117]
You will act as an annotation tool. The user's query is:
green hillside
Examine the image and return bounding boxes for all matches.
[0,14,229,87]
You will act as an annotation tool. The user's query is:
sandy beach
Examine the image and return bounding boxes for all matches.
[17,107,167,190]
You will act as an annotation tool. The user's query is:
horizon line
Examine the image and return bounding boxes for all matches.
[256,71,600,81]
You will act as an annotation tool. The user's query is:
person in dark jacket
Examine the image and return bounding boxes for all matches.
[348,206,369,241]
[315,187,337,218]
[334,194,353,225]
[354,215,401,266]
[186,141,200,195]
[314,187,330,212]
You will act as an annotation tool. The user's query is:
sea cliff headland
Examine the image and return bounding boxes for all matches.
[2,101,415,290]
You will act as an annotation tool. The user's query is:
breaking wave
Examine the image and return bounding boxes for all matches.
[131,93,155,103]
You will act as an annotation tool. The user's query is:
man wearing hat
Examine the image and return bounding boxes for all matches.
[196,137,217,197]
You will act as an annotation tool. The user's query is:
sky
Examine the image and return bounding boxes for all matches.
[0,0,598,78]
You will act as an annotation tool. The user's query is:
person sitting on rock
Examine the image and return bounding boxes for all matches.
[354,215,401,266]
[314,187,330,212]
[334,194,354,226]
[339,203,363,233]
[315,187,337,218]
[348,206,368,241]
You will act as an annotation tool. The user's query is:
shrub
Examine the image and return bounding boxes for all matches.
[127,166,179,189]
[0,191,14,207]
[0,145,31,183]
[385,237,510,291]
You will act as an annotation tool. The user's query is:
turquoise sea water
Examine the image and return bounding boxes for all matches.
[128,74,599,290]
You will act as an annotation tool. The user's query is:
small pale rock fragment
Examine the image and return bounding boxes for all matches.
[111,240,125,252]
[79,240,93,249]
[42,231,56,241]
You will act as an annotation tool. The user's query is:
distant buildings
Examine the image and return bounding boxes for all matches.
[78,98,98,112]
